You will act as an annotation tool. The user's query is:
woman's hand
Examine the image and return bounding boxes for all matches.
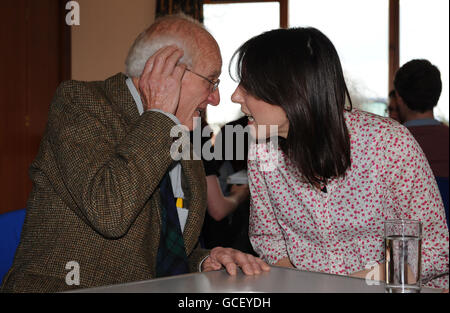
[138,45,186,114]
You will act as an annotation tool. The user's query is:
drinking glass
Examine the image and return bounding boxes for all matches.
[384,219,422,293]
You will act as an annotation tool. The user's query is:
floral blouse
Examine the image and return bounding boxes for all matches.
[248,109,449,289]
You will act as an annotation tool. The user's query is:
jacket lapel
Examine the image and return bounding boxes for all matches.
[180,158,207,255]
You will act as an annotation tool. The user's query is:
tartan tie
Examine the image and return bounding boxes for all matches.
[155,172,189,278]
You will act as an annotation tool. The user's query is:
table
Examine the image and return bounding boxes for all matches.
[71,266,441,293]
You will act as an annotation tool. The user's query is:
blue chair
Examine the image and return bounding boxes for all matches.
[436,177,449,229]
[0,208,26,285]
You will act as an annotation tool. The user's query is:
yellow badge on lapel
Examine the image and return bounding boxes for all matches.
[176,198,183,209]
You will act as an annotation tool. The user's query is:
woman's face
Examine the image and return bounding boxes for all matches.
[231,84,289,139]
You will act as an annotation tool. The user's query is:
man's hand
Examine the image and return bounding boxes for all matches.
[138,45,186,114]
[201,247,271,276]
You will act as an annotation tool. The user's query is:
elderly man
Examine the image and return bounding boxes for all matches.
[1,15,269,293]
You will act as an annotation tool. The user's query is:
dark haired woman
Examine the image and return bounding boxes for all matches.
[231,27,448,289]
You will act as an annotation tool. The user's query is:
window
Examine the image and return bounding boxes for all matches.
[400,0,449,122]
[202,0,449,123]
[203,1,281,132]
[290,0,390,117]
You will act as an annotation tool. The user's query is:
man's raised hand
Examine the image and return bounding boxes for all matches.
[138,45,187,114]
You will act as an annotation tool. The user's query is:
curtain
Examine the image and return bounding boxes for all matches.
[156,0,205,23]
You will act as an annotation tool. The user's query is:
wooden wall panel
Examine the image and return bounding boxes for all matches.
[0,0,70,214]
[0,1,29,214]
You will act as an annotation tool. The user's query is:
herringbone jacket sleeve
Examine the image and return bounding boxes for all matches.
[46,80,177,239]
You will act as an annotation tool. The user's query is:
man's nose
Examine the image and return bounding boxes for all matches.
[208,89,220,106]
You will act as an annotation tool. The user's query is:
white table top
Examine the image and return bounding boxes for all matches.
[71,266,441,293]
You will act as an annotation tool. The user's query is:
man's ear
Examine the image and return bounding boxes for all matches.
[395,91,406,108]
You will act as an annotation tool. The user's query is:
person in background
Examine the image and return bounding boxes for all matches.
[387,90,400,122]
[394,59,449,178]
[230,27,448,289]
[199,116,255,255]
[195,116,250,223]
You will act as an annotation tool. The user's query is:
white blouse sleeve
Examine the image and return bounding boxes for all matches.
[248,142,289,265]
[383,124,449,289]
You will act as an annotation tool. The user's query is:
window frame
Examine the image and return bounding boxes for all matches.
[203,0,288,28]
[389,0,399,93]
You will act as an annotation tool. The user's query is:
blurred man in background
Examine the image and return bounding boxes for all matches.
[394,59,449,178]
[387,89,400,122]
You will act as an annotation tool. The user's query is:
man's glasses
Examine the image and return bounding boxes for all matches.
[185,68,220,92]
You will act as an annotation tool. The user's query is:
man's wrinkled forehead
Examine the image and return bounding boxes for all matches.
[149,17,221,74]
[190,33,221,76]
[197,44,222,77]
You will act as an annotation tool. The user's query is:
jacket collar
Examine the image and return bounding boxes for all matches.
[103,73,140,126]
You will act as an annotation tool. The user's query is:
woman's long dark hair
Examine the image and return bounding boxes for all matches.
[231,27,352,187]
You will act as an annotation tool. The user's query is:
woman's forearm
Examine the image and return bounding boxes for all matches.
[350,262,386,281]
[274,257,295,268]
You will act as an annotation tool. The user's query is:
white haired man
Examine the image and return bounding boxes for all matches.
[1,15,270,293]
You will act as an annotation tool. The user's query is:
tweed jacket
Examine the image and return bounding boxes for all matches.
[1,73,209,293]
